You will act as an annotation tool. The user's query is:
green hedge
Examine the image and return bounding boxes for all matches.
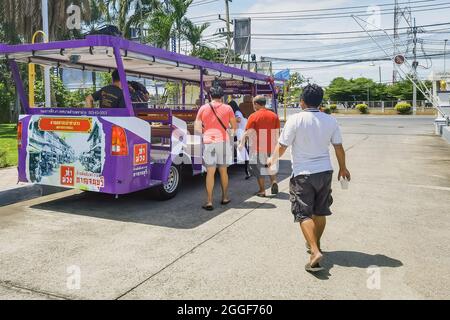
[395,102,412,115]
[328,104,338,113]
[356,103,369,114]
[322,106,332,114]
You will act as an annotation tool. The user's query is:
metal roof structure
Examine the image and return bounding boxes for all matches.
[0,35,273,85]
[0,35,281,116]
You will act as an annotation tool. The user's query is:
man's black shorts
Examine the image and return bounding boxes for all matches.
[289,171,334,223]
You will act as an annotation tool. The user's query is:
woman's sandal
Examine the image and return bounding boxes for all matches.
[255,192,266,198]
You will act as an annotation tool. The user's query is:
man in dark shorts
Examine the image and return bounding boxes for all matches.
[85,70,125,108]
[268,84,351,272]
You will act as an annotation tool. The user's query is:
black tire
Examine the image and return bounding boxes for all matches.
[156,165,182,200]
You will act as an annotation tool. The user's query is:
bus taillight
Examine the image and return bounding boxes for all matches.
[17,122,23,148]
[111,125,128,156]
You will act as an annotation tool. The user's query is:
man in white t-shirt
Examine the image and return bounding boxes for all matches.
[268,84,351,272]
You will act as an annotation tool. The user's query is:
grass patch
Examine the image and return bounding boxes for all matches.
[0,124,18,168]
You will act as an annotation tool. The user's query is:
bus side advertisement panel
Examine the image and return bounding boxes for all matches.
[25,116,106,192]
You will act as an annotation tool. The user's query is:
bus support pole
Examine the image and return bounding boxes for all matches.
[9,60,30,113]
[200,68,205,105]
[182,81,186,109]
[113,47,134,116]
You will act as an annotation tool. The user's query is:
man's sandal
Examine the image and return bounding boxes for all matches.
[305,262,324,273]
[202,204,214,211]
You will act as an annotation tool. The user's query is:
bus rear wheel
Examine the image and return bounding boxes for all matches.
[157,165,182,200]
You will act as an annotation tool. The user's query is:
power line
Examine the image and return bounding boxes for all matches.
[189,0,441,20]
[263,51,450,63]
[251,22,450,37]
[191,0,219,7]
[192,0,450,23]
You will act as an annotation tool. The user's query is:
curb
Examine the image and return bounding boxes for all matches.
[0,185,67,207]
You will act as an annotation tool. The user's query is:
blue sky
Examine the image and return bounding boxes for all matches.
[186,0,450,86]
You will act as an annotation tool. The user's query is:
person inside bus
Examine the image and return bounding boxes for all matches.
[85,70,126,108]
[128,80,150,109]
[239,95,255,119]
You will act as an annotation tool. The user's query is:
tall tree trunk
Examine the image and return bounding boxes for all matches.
[119,0,128,36]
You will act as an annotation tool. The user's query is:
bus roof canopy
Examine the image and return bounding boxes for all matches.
[0,35,275,86]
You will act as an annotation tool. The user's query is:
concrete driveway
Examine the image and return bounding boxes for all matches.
[0,115,449,300]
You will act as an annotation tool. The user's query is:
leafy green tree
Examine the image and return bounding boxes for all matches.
[285,72,305,105]
[326,76,432,102]
[35,76,70,108]
[326,77,381,101]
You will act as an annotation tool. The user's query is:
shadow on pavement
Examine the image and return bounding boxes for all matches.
[30,160,291,229]
[307,251,403,280]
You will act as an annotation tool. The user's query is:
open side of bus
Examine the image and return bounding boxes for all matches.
[0,36,280,199]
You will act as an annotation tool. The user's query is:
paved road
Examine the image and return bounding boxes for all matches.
[0,116,449,300]
[0,167,26,191]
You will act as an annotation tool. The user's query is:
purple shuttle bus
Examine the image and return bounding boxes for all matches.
[0,36,280,200]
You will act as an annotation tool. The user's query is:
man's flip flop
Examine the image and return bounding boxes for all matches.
[305,263,325,273]
[202,204,214,211]
[221,200,231,205]
[255,192,266,198]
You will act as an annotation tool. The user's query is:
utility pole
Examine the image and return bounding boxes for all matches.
[42,0,51,108]
[225,0,232,65]
[379,65,382,84]
[392,0,412,84]
[412,18,418,114]
[393,0,399,84]
[444,39,448,75]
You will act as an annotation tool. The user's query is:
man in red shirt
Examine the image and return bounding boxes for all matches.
[240,95,281,197]
[195,86,237,211]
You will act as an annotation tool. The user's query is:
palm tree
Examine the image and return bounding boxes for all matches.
[95,0,160,38]
[169,0,193,53]
[146,6,175,50]
[124,0,161,39]
[182,19,210,53]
